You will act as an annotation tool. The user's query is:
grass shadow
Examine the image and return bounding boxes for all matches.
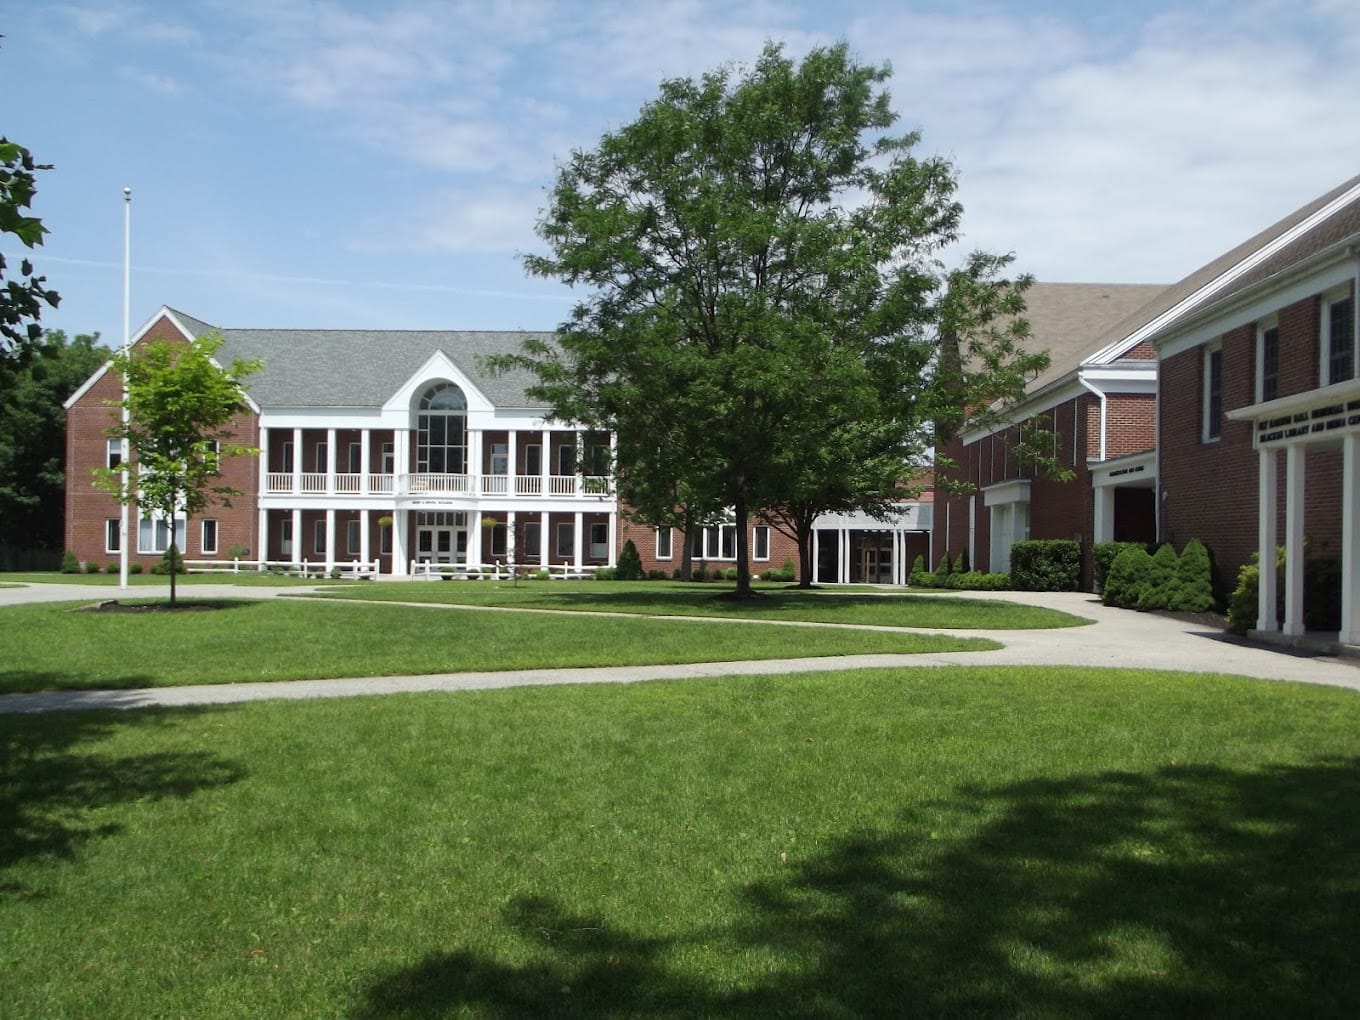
[0,711,245,894]
[352,756,1360,1016]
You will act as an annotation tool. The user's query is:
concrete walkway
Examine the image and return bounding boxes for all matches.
[1,581,1356,715]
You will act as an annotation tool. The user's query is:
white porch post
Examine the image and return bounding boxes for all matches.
[392,510,408,576]
[1257,448,1279,633]
[360,429,371,494]
[1093,485,1114,545]
[290,508,302,569]
[324,509,336,573]
[573,511,584,573]
[1341,433,1360,645]
[507,430,518,489]
[1283,445,1306,637]
[812,529,820,584]
[468,511,483,568]
[326,428,336,493]
[539,511,549,566]
[468,428,483,493]
[607,512,618,567]
[291,427,303,492]
[256,507,268,567]
[507,510,517,570]
[839,529,850,584]
[541,428,551,492]
[359,509,371,572]
[258,428,270,499]
[394,427,410,494]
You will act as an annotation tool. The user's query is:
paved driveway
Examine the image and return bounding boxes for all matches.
[1,582,1356,714]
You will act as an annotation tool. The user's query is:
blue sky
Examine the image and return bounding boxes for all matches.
[4,1,1359,348]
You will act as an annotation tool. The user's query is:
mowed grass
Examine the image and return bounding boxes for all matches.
[3,667,1358,1017]
[0,598,995,693]
[311,579,1089,629]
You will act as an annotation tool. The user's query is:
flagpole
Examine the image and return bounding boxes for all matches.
[119,186,132,589]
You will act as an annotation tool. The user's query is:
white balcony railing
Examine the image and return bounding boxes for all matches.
[263,471,611,499]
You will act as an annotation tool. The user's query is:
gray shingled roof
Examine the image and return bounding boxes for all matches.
[169,310,553,410]
[1017,282,1168,395]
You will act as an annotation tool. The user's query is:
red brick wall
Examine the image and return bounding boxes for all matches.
[64,317,261,568]
[619,519,801,578]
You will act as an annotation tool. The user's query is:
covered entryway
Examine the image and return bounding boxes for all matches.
[414,511,468,565]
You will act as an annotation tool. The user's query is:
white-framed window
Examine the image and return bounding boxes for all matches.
[314,519,326,554]
[381,442,394,474]
[379,521,392,555]
[1321,286,1355,386]
[105,518,120,553]
[586,442,610,476]
[1256,317,1280,404]
[138,515,185,554]
[347,520,361,555]
[347,442,363,473]
[656,527,673,560]
[524,444,542,476]
[523,521,541,561]
[281,519,294,556]
[106,438,123,469]
[489,522,508,557]
[556,443,576,476]
[589,522,608,560]
[693,524,737,560]
[1202,342,1223,442]
[753,525,770,561]
[201,519,218,555]
[314,442,328,473]
[281,440,294,473]
[490,442,509,475]
[555,521,574,558]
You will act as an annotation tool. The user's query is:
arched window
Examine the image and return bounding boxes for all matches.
[416,382,467,474]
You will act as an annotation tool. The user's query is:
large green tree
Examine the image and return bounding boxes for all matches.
[95,332,260,604]
[0,137,59,357]
[0,330,105,558]
[507,42,1047,595]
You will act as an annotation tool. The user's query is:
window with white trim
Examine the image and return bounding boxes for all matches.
[1322,288,1355,386]
[105,518,120,553]
[589,522,608,559]
[523,521,541,561]
[281,441,294,472]
[1202,343,1223,442]
[347,520,361,555]
[281,519,294,556]
[201,519,218,555]
[106,438,123,469]
[555,521,574,558]
[347,442,363,473]
[556,443,576,476]
[379,521,392,555]
[1256,318,1280,403]
[656,527,673,560]
[489,522,508,557]
[314,442,328,473]
[138,515,185,554]
[524,444,542,476]
[753,525,770,561]
[314,519,326,554]
[490,442,509,475]
[692,524,737,560]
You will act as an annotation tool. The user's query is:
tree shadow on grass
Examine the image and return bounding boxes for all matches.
[352,757,1360,1017]
[0,710,244,895]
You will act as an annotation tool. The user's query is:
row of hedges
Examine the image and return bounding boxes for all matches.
[908,554,1010,591]
[1226,547,1343,635]
[1101,539,1215,613]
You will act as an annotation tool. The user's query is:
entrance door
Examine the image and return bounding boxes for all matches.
[855,539,894,584]
[415,511,467,564]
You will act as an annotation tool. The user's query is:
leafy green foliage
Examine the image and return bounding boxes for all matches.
[1227,555,1261,635]
[1172,539,1216,613]
[1009,539,1081,592]
[94,331,260,604]
[1102,546,1153,609]
[0,137,60,355]
[498,43,1046,596]
[60,549,79,574]
[1093,542,1143,593]
[615,539,643,581]
[1136,543,1180,611]
[0,330,106,550]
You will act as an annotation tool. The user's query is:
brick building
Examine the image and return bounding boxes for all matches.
[64,307,930,582]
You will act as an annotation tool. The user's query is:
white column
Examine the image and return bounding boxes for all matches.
[840,529,850,584]
[290,508,302,568]
[256,507,268,568]
[1341,433,1360,645]
[360,429,371,494]
[507,430,518,494]
[395,428,410,494]
[1283,445,1306,637]
[812,529,820,584]
[258,428,270,498]
[1093,485,1114,545]
[468,512,483,568]
[360,509,371,572]
[392,510,408,576]
[326,428,336,493]
[607,511,618,567]
[292,427,303,492]
[573,510,584,572]
[541,428,552,492]
[324,509,336,573]
[507,510,517,569]
[539,511,550,566]
[1257,448,1279,633]
[468,429,483,492]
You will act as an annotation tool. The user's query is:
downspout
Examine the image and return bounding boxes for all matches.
[1078,373,1108,462]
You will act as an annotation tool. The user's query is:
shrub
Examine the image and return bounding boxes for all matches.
[1009,539,1081,592]
[957,547,970,574]
[1136,543,1180,611]
[150,546,186,575]
[105,562,119,574]
[946,571,1011,591]
[615,539,643,581]
[1171,539,1216,612]
[61,550,80,574]
[779,559,797,582]
[691,566,707,582]
[129,563,143,575]
[1226,555,1260,635]
[593,567,617,581]
[1093,542,1142,593]
[723,566,739,581]
[910,554,924,576]
[935,553,953,577]
[647,569,669,581]
[84,562,101,574]
[1103,545,1153,609]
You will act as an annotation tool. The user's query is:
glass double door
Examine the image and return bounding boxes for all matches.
[415,511,468,564]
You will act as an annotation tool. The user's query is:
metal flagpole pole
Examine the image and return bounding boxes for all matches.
[119,187,132,589]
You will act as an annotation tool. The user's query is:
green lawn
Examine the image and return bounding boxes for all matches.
[3,667,1357,1017]
[309,579,1089,629]
[0,598,996,693]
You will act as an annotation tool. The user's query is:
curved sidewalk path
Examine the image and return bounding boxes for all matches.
[1,582,1356,715]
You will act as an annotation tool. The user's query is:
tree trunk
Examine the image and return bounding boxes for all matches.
[169,539,179,607]
[733,493,752,597]
[679,504,694,581]
[797,515,815,588]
